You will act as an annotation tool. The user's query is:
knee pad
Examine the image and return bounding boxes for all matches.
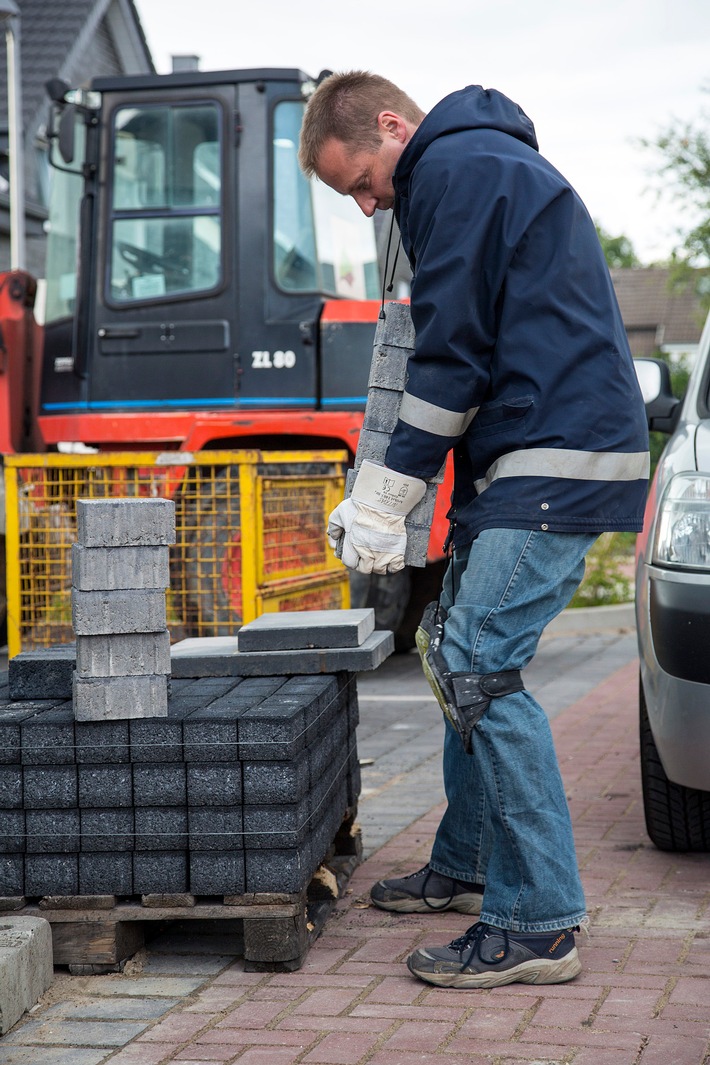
[415,601,525,755]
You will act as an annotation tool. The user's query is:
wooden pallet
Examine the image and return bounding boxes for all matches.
[1,817,362,974]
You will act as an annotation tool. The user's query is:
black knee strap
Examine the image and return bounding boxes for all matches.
[416,601,525,755]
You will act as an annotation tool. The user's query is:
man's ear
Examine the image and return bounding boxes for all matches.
[377,111,408,142]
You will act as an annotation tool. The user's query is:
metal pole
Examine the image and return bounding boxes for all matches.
[5,11,25,270]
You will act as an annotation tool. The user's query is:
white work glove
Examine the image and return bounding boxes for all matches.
[327,459,427,575]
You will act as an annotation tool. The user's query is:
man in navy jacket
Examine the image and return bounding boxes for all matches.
[300,72,649,989]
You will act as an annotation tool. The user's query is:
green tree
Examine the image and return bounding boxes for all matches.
[595,223,641,269]
[640,87,710,308]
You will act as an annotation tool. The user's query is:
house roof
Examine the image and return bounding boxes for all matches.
[0,0,154,143]
[610,266,706,349]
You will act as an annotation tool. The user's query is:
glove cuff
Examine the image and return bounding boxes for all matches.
[351,460,426,516]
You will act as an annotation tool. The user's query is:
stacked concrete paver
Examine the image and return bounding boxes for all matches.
[71,498,174,721]
[346,301,444,567]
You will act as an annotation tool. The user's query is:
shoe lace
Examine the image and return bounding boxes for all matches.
[450,922,508,969]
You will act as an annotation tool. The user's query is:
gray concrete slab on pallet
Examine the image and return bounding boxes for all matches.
[236,607,375,652]
[0,916,53,1035]
[170,628,394,677]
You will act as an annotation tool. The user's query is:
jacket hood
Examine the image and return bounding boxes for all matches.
[396,85,539,183]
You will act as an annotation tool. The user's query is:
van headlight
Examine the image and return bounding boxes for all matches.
[653,473,710,568]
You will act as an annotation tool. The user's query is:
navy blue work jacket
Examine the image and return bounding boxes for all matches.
[384,85,650,549]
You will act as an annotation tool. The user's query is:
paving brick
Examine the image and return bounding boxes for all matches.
[186,763,242,807]
[188,806,244,851]
[22,765,77,809]
[0,765,23,808]
[133,763,187,807]
[362,386,404,433]
[20,706,75,765]
[367,340,410,389]
[80,808,135,851]
[75,719,130,763]
[189,851,245,895]
[71,543,171,591]
[75,631,171,678]
[0,854,24,895]
[73,672,169,721]
[241,750,308,805]
[75,497,176,547]
[236,698,305,761]
[133,851,188,895]
[244,843,313,894]
[242,795,310,849]
[24,854,78,897]
[25,809,80,853]
[0,705,52,764]
[77,763,133,809]
[236,609,375,652]
[71,588,167,636]
[129,717,184,762]
[134,807,188,851]
[0,810,25,852]
[182,713,240,763]
[79,851,133,895]
[8,650,75,700]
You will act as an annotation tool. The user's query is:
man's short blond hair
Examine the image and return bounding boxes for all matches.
[298,70,425,177]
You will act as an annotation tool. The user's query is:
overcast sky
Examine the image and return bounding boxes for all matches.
[136,0,710,264]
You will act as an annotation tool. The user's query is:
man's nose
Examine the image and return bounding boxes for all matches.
[353,192,377,217]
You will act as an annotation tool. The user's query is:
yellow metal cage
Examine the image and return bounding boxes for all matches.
[4,449,349,658]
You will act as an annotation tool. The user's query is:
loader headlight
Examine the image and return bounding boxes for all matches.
[653,473,710,569]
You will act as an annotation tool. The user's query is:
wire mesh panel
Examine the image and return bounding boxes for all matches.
[4,450,348,656]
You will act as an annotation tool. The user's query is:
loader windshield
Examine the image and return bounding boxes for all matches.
[273,101,379,300]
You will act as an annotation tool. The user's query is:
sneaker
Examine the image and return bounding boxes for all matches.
[370,864,484,915]
[407,921,582,987]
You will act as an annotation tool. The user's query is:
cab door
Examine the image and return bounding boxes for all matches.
[87,86,238,410]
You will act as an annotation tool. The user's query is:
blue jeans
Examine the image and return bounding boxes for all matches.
[429,528,597,933]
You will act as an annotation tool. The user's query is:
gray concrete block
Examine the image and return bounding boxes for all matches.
[75,631,171,679]
[346,740,361,808]
[244,844,313,894]
[362,386,404,433]
[0,856,23,896]
[72,588,167,636]
[8,650,75,700]
[75,497,176,548]
[73,673,169,722]
[79,852,133,896]
[186,763,241,807]
[22,766,76,810]
[182,715,239,763]
[170,630,395,679]
[24,854,78,897]
[236,609,375,652]
[133,851,188,895]
[374,300,416,348]
[80,808,134,852]
[242,795,310,849]
[242,750,308,805]
[188,806,243,851]
[71,543,171,591]
[0,767,23,810]
[25,810,80,854]
[0,811,25,853]
[0,706,52,765]
[0,916,53,1034]
[77,764,133,809]
[74,720,130,764]
[189,852,245,895]
[237,699,305,762]
[134,807,187,851]
[20,706,75,766]
[351,426,390,466]
[367,343,410,389]
[133,763,186,807]
[129,718,183,763]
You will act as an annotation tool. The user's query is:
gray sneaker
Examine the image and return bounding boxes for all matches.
[407,921,582,988]
[370,864,484,914]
